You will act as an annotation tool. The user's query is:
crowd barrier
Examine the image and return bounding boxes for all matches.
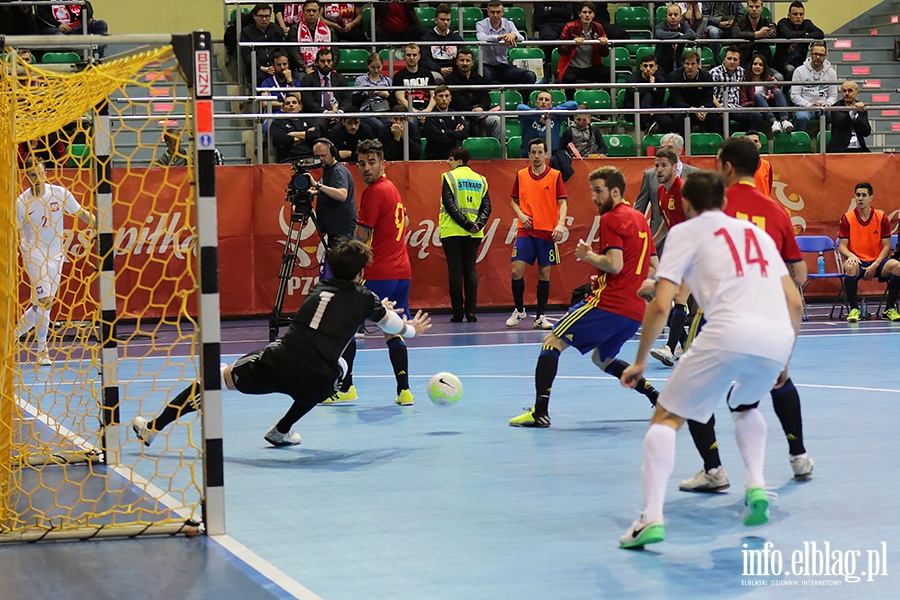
[22,153,900,320]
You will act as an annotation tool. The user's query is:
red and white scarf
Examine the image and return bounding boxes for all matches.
[296,19,332,68]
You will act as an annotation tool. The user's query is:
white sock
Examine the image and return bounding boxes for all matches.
[17,305,40,338]
[641,423,677,523]
[732,408,768,489]
[35,304,51,353]
[790,452,808,462]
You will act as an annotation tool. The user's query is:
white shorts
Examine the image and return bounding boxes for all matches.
[25,256,63,300]
[657,345,784,423]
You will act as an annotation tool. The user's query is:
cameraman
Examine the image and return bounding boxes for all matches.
[308,138,357,278]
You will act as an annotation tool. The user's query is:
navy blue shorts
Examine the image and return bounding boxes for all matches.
[552,301,640,359]
[511,236,560,266]
[364,279,411,317]
[856,259,893,282]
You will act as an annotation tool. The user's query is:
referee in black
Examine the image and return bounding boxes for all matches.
[132,240,432,447]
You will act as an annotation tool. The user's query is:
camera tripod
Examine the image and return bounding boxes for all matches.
[269,207,323,341]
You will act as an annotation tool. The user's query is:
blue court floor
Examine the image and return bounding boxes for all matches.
[2,310,898,599]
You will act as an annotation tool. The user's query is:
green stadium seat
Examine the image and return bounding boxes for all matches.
[615,7,652,36]
[67,143,91,168]
[336,49,369,74]
[642,134,666,155]
[690,132,724,155]
[611,47,632,74]
[633,45,656,64]
[509,48,543,62]
[505,118,522,138]
[699,46,715,68]
[451,7,483,32]
[414,6,436,24]
[816,131,832,152]
[41,52,81,64]
[504,6,526,32]
[656,6,667,24]
[551,48,560,78]
[508,135,523,157]
[603,134,638,157]
[573,89,611,111]
[489,90,524,111]
[529,89,567,107]
[362,7,371,32]
[463,137,503,159]
[774,131,812,154]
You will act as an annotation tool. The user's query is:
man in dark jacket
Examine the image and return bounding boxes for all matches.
[774,1,824,78]
[444,48,502,138]
[35,0,106,35]
[623,53,675,134]
[654,3,696,73]
[327,117,376,162]
[419,4,465,80]
[270,94,321,163]
[240,4,285,84]
[424,85,470,160]
[827,81,871,153]
[732,0,778,74]
[299,49,353,118]
[378,112,423,161]
[667,50,722,136]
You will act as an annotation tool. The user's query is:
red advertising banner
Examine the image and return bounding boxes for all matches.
[20,154,900,321]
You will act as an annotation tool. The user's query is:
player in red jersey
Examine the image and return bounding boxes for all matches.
[330,139,418,406]
[509,166,660,428]
[677,136,813,494]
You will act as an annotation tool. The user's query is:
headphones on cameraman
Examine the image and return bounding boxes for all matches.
[313,137,337,160]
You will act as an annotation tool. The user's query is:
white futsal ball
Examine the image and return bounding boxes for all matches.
[427,372,463,406]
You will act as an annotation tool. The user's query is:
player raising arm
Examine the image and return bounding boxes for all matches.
[132,240,431,448]
[16,156,95,367]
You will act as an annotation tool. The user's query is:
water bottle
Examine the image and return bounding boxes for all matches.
[861,298,868,319]
[817,252,826,275]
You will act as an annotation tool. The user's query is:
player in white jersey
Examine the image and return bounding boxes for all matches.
[15,156,94,366]
[619,171,803,549]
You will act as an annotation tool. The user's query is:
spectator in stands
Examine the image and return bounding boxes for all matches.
[476,0,537,85]
[518,90,578,178]
[323,2,366,43]
[241,4,285,83]
[828,81,871,153]
[558,2,610,100]
[287,1,334,73]
[743,130,773,196]
[393,43,437,115]
[260,51,303,109]
[0,2,37,35]
[274,3,304,34]
[445,48,502,139]
[300,49,352,120]
[36,1,107,36]
[154,131,188,168]
[354,52,393,131]
[654,3,697,74]
[790,41,837,133]
[741,52,793,134]
[733,0,778,76]
[375,0,425,43]
[678,3,711,51]
[561,112,608,158]
[420,4,465,81]
[424,85,470,160]
[774,1,824,79]
[535,2,576,81]
[711,45,762,132]
[379,111,423,161]
[702,2,745,64]
[327,117,376,162]
[838,182,900,322]
[623,53,676,135]
[668,50,722,136]
[270,94,321,162]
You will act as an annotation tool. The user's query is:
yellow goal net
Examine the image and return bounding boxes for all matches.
[1,43,211,540]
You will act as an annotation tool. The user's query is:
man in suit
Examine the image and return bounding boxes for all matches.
[827,81,870,153]
[299,48,352,125]
[634,134,700,250]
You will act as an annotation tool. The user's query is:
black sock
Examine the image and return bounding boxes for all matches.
[845,277,859,310]
[386,336,409,394]
[687,415,722,472]
[885,275,900,310]
[534,345,560,416]
[276,399,317,433]
[340,339,357,392]
[666,304,688,349]
[536,280,551,317]
[152,381,200,432]
[512,278,525,312]
[771,378,806,455]
[602,358,658,406]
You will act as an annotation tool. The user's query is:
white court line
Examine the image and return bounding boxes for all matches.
[14,396,317,600]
